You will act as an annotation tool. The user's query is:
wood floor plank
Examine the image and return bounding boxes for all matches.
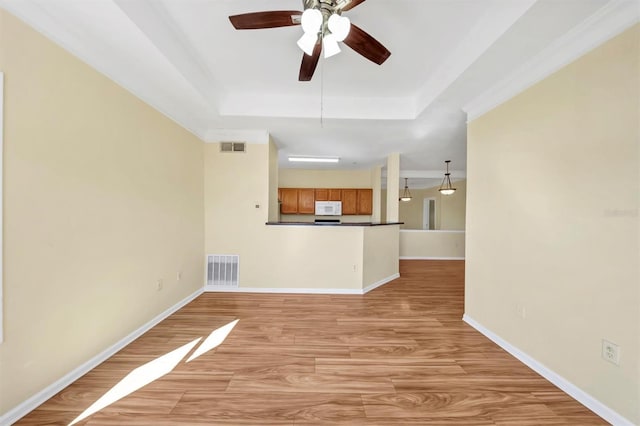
[16,260,606,425]
[225,373,396,394]
[362,392,542,418]
[171,392,364,423]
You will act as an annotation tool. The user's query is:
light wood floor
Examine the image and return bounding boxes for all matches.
[17,260,606,425]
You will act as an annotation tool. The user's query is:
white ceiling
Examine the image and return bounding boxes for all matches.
[1,0,637,181]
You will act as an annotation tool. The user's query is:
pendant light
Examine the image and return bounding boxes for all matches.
[399,178,412,202]
[438,160,456,195]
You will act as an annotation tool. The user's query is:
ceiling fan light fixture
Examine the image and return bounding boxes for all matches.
[300,8,323,34]
[323,34,341,58]
[327,14,351,41]
[297,32,318,56]
[438,160,457,196]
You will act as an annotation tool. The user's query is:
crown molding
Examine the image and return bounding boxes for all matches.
[204,129,270,144]
[464,0,640,122]
[414,0,537,117]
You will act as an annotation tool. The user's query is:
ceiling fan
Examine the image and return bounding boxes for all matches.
[229,0,391,81]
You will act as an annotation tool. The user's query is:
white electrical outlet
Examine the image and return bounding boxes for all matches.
[176,271,182,281]
[157,279,163,291]
[602,339,620,365]
[516,304,526,319]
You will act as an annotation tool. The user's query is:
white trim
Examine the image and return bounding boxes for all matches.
[0,72,4,345]
[400,256,465,260]
[205,274,400,296]
[205,287,363,295]
[0,288,204,426]
[464,0,640,122]
[363,273,400,294]
[414,0,537,116]
[462,314,634,426]
[400,229,465,234]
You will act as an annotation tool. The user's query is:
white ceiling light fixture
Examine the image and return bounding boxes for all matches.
[288,156,340,163]
[322,33,341,58]
[328,14,351,41]
[297,8,323,55]
[438,160,457,195]
[297,3,351,59]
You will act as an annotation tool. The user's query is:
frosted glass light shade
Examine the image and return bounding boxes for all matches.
[323,34,341,58]
[297,33,318,55]
[327,14,351,41]
[301,9,322,34]
[439,188,456,195]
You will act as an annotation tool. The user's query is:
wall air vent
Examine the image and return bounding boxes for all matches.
[220,142,246,153]
[206,255,239,287]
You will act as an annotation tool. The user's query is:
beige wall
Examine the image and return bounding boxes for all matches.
[400,230,465,259]
[363,225,400,287]
[279,168,373,188]
[0,9,204,416]
[399,180,467,230]
[466,25,639,424]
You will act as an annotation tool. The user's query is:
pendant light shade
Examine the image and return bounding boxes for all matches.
[438,160,456,195]
[297,32,319,56]
[399,178,412,202]
[323,33,341,58]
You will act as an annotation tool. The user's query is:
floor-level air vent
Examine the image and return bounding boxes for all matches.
[207,255,239,287]
[220,142,246,153]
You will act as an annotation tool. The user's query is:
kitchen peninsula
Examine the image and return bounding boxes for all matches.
[262,221,401,294]
[266,221,402,226]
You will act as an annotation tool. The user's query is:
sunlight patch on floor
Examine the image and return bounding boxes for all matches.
[186,319,239,362]
[68,337,202,425]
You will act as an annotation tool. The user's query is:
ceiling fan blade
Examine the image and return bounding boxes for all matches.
[299,42,322,81]
[341,0,367,12]
[229,11,302,30]
[343,23,391,65]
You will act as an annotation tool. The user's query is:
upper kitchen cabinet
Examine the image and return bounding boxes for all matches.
[298,189,315,214]
[328,189,342,201]
[279,188,298,214]
[315,189,329,201]
[357,189,373,215]
[315,188,342,201]
[341,189,358,215]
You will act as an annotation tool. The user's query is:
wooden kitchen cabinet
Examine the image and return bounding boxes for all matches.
[279,187,372,215]
[315,188,329,201]
[328,189,342,201]
[298,189,315,214]
[357,189,373,215]
[315,188,342,201]
[279,188,298,214]
[341,189,358,215]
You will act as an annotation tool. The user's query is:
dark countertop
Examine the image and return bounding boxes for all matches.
[266,222,403,227]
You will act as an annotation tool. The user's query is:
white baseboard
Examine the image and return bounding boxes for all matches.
[205,286,362,295]
[363,273,400,294]
[400,256,465,260]
[205,274,400,296]
[0,288,204,426]
[462,314,634,426]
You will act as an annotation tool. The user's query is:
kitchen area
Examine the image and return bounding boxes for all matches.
[204,142,462,294]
